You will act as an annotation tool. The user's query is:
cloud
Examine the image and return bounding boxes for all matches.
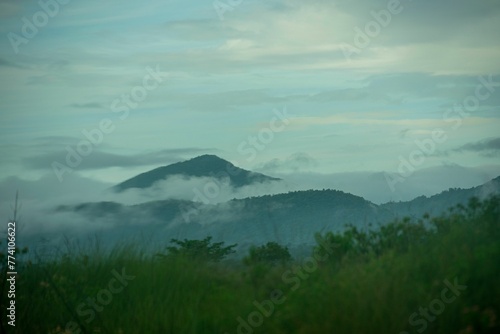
[1,0,499,204]
[0,173,118,240]
[154,89,305,112]
[24,148,219,171]
[109,173,289,206]
[70,102,104,109]
[0,1,21,18]
[454,137,500,156]
[398,128,410,139]
[0,171,289,240]
[309,73,500,108]
[0,174,111,203]
[136,0,500,75]
[256,153,319,173]
[0,57,25,69]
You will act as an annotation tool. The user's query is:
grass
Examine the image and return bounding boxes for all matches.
[1,196,499,334]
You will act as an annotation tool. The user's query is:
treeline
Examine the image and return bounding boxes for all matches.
[1,196,498,333]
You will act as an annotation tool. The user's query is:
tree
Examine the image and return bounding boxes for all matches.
[161,236,237,262]
[244,242,292,266]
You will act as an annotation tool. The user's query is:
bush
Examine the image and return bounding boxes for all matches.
[158,236,237,263]
[244,241,292,266]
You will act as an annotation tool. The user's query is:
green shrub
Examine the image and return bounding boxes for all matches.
[243,242,292,266]
[158,236,237,263]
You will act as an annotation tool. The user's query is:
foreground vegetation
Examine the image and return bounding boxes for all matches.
[1,196,499,334]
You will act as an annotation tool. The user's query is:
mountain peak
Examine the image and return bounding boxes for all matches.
[182,154,235,167]
[190,154,224,160]
[112,155,280,192]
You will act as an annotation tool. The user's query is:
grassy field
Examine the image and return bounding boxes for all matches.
[1,196,499,334]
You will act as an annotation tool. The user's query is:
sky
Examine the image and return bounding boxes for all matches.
[1,0,500,209]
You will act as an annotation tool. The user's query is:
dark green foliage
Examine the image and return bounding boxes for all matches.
[243,242,292,266]
[160,236,237,262]
[314,218,431,265]
[315,196,498,265]
[5,195,499,334]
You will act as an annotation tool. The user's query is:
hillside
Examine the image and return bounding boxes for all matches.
[112,154,281,192]
[381,175,500,218]
[53,175,500,255]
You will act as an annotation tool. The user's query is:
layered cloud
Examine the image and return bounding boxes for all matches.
[0,0,499,197]
[454,137,500,157]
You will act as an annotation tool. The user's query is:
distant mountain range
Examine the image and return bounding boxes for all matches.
[112,154,281,192]
[380,175,500,218]
[54,155,500,255]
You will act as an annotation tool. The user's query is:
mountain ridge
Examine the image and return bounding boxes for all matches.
[54,157,500,254]
[112,154,281,192]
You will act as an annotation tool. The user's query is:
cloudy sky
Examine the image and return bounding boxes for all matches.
[1,0,500,206]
